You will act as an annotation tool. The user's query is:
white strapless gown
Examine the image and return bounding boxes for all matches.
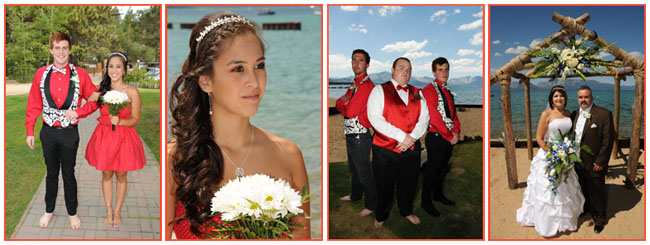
[516,117,585,237]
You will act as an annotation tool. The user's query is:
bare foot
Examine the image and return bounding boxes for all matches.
[358,208,373,217]
[405,214,420,225]
[104,211,113,227]
[113,211,122,228]
[69,215,81,230]
[373,220,384,229]
[39,213,53,228]
[340,195,351,201]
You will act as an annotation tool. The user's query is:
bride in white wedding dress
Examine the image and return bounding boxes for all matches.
[516,85,585,237]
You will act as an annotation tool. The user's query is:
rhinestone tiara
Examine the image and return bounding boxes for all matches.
[195,16,253,43]
[110,52,127,62]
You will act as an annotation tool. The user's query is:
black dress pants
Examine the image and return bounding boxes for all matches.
[345,131,377,211]
[40,124,79,215]
[372,143,420,222]
[421,132,453,207]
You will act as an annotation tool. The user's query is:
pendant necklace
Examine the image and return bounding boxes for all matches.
[220,125,255,178]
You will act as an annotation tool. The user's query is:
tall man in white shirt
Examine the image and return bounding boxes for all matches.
[571,85,614,234]
[367,57,429,228]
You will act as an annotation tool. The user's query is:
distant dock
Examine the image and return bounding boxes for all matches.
[168,22,301,30]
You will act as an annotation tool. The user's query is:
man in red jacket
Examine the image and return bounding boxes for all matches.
[25,32,99,230]
[335,49,376,217]
[420,57,461,217]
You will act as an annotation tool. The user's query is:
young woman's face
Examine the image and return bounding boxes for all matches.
[203,31,266,118]
[552,91,566,109]
[108,56,125,82]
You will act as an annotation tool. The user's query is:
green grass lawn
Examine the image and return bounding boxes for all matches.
[5,95,47,237]
[328,141,483,239]
[5,90,160,236]
[135,89,161,162]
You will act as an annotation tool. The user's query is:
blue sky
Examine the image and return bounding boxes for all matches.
[328,5,484,78]
[490,5,645,85]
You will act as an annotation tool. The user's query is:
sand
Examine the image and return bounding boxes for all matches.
[489,147,645,239]
[328,98,483,163]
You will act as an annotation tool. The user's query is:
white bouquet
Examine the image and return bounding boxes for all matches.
[100,90,129,131]
[205,174,310,239]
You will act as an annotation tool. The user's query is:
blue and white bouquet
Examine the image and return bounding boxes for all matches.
[544,131,592,196]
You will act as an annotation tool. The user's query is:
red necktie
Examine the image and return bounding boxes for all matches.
[396,85,408,92]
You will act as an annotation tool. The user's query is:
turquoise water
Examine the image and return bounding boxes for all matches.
[490,89,644,139]
[167,6,322,238]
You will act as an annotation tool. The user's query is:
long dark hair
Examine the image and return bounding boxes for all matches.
[168,12,263,236]
[547,85,568,109]
[98,52,128,107]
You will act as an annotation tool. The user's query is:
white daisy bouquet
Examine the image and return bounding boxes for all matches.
[529,34,620,81]
[544,130,592,196]
[100,90,129,131]
[204,174,310,239]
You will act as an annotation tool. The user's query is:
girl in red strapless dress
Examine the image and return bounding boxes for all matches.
[83,52,146,229]
[85,105,146,171]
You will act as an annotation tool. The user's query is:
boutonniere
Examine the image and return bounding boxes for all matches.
[412,91,422,100]
[349,83,359,91]
[70,68,80,84]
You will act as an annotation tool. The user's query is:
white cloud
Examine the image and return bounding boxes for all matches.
[629,51,644,60]
[454,9,461,14]
[514,41,520,45]
[473,11,482,18]
[529,38,543,48]
[492,40,501,45]
[469,32,482,46]
[504,45,528,54]
[457,49,482,57]
[341,6,359,12]
[377,6,402,17]
[430,10,448,24]
[348,24,368,34]
[458,19,482,31]
[367,9,374,15]
[412,62,431,73]
[596,52,612,59]
[450,58,478,66]
[403,51,433,60]
[494,52,503,56]
[329,53,350,70]
[368,59,392,74]
[382,39,428,53]
[449,58,482,73]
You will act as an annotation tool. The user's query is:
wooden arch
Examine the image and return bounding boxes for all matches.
[490,12,645,189]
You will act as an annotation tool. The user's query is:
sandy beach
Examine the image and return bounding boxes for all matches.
[489,147,645,239]
[328,98,483,163]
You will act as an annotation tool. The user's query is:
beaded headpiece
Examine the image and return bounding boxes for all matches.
[110,52,128,63]
[195,16,253,43]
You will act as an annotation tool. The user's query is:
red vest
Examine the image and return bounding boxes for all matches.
[373,82,421,153]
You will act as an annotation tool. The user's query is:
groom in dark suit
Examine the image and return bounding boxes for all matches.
[571,85,614,234]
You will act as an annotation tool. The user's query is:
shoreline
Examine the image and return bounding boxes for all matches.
[328,98,483,163]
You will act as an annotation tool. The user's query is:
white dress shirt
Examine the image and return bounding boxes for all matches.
[574,103,593,144]
[367,79,430,143]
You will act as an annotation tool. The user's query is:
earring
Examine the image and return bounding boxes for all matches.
[208,93,213,115]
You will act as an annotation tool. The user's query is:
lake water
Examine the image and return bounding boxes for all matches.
[490,89,644,139]
[329,85,483,105]
[167,6,322,238]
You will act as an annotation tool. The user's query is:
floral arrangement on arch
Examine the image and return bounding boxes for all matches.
[529,34,620,81]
